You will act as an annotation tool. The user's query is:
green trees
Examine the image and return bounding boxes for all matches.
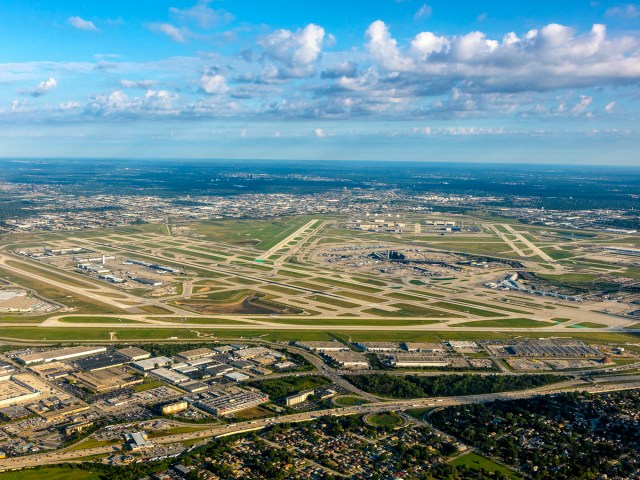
[347,374,566,398]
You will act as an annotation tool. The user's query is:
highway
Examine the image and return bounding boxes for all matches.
[1,376,638,471]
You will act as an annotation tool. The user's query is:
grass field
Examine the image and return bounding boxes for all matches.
[0,468,102,480]
[570,322,608,328]
[58,316,145,324]
[366,412,402,427]
[431,301,508,318]
[452,452,521,479]
[333,396,368,406]
[455,318,555,328]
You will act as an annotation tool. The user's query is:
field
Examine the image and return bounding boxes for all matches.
[452,452,522,479]
[0,212,636,343]
[0,468,102,480]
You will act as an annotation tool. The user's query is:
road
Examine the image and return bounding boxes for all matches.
[1,377,638,471]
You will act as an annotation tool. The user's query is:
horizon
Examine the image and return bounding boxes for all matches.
[1,0,640,164]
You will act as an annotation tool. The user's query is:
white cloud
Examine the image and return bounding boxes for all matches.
[147,23,188,43]
[313,128,326,137]
[200,73,228,94]
[414,4,432,20]
[605,101,616,112]
[411,32,449,58]
[85,89,178,116]
[22,77,57,97]
[170,0,234,28]
[571,95,593,114]
[120,79,157,89]
[259,24,325,78]
[364,21,640,93]
[67,16,97,32]
[366,20,413,70]
[606,4,640,18]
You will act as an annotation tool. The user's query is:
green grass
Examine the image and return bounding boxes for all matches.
[452,452,521,479]
[313,277,381,293]
[131,379,164,392]
[266,318,440,326]
[449,298,531,315]
[277,269,310,278]
[0,467,102,480]
[58,316,145,324]
[454,318,555,328]
[570,322,608,328]
[366,412,402,427]
[166,247,227,262]
[305,295,360,309]
[248,375,331,399]
[432,301,508,318]
[333,290,388,304]
[333,396,367,406]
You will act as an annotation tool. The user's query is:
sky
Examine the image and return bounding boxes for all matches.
[1,0,640,164]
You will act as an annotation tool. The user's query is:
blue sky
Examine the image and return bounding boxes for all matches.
[1,0,640,164]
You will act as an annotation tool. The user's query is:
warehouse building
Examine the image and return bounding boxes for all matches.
[0,377,41,407]
[150,368,190,385]
[71,368,142,393]
[386,355,450,368]
[75,351,129,371]
[176,347,215,361]
[195,390,268,416]
[355,342,401,352]
[324,351,369,369]
[16,346,107,365]
[295,341,349,352]
[117,347,151,361]
[131,356,172,371]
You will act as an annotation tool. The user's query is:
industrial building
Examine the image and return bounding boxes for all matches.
[402,342,445,353]
[117,347,151,361]
[74,351,129,371]
[224,371,250,382]
[324,351,369,369]
[233,346,276,360]
[150,368,190,385]
[131,356,172,371]
[176,348,215,361]
[71,368,143,393]
[355,342,402,352]
[126,432,154,451]
[284,390,315,407]
[0,377,41,407]
[195,390,268,416]
[161,401,188,415]
[296,341,349,352]
[16,346,107,365]
[386,355,450,368]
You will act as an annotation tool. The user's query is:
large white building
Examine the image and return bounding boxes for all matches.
[16,346,107,365]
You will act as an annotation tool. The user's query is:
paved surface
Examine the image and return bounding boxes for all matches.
[1,376,638,471]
